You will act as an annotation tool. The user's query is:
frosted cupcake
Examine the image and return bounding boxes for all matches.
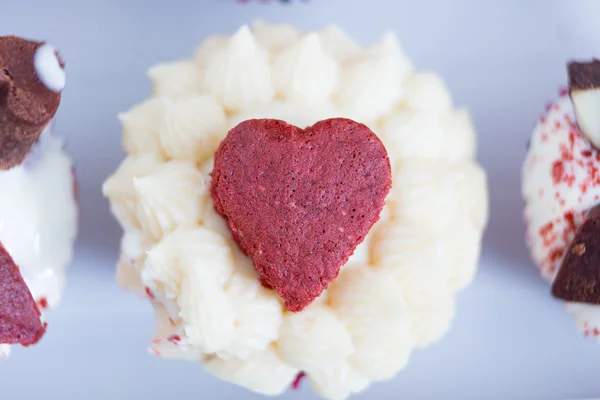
[523,60,600,338]
[0,36,78,358]
[103,22,488,399]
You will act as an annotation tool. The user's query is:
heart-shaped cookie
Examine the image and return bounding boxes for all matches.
[0,243,45,345]
[211,118,391,312]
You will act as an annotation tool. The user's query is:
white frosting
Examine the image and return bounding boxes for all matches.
[203,26,274,112]
[104,22,488,399]
[148,61,203,97]
[194,36,228,68]
[400,71,452,112]
[0,126,78,355]
[335,32,412,122]
[272,33,339,104]
[252,20,301,54]
[317,25,361,63]
[522,92,600,336]
[34,44,65,92]
[0,344,10,358]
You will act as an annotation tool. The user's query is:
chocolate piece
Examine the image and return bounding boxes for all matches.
[552,205,600,304]
[0,36,63,170]
[0,243,45,346]
[211,118,391,312]
[568,60,600,90]
[568,60,600,149]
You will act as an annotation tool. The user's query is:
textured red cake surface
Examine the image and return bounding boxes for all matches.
[211,118,391,312]
[0,243,45,346]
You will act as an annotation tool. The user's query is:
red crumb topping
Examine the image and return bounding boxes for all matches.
[145,287,155,299]
[167,334,181,343]
[539,222,555,247]
[149,348,161,356]
[37,297,48,311]
[559,87,569,97]
[552,161,564,185]
[291,372,306,390]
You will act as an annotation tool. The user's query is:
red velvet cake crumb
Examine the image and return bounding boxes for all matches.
[0,243,45,346]
[211,118,391,312]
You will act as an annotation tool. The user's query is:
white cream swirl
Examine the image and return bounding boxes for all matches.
[148,61,203,97]
[203,26,274,111]
[272,33,339,104]
[335,32,412,121]
[252,20,301,54]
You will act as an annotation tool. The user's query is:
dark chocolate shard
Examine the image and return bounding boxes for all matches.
[0,243,45,346]
[552,205,600,304]
[568,60,600,90]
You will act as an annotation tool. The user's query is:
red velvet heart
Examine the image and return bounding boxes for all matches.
[0,243,45,346]
[211,118,391,312]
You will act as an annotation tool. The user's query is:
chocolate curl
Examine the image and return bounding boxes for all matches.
[552,205,600,304]
[0,36,63,170]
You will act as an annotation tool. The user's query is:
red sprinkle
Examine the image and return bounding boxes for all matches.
[149,348,161,356]
[539,222,555,247]
[167,334,181,343]
[37,297,48,311]
[291,372,306,390]
[552,161,564,185]
[559,87,569,97]
[564,211,577,242]
[145,287,155,299]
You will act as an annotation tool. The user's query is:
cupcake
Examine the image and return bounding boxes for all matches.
[103,22,488,399]
[523,60,600,337]
[0,36,78,358]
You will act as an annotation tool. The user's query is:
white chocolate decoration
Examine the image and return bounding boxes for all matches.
[0,124,78,357]
[34,44,66,92]
[104,23,489,400]
[571,88,600,148]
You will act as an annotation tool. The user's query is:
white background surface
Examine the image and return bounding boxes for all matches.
[1,0,600,398]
